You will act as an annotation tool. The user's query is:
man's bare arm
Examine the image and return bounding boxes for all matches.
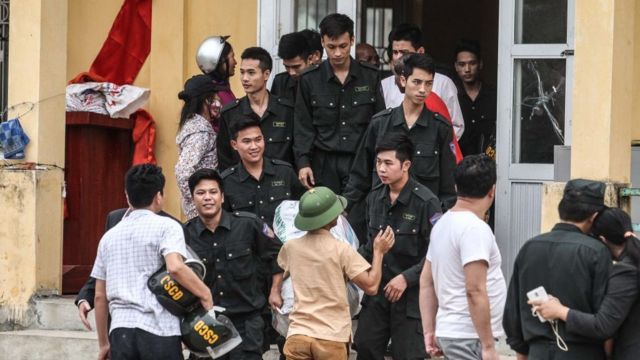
[352,226,394,294]
[464,260,497,358]
[95,280,110,360]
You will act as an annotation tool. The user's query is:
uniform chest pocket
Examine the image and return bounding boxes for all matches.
[268,187,290,203]
[392,221,421,257]
[412,143,440,180]
[351,91,376,107]
[310,95,338,126]
[228,194,255,211]
[226,246,254,280]
[264,122,291,144]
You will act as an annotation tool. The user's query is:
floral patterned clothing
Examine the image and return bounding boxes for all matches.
[175,114,217,219]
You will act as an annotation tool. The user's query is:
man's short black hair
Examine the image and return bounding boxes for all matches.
[558,196,603,222]
[388,23,423,50]
[375,132,414,163]
[241,46,273,72]
[278,32,312,60]
[125,164,165,208]
[401,53,435,77]
[299,29,323,53]
[188,168,224,196]
[454,38,482,61]
[319,13,354,39]
[230,114,262,140]
[454,155,496,198]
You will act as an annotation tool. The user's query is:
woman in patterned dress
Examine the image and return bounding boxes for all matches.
[176,75,222,219]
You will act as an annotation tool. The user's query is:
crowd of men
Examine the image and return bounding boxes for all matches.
[77,11,639,360]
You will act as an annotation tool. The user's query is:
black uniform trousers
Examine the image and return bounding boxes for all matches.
[109,328,183,360]
[189,312,264,360]
[354,291,426,360]
[528,341,605,360]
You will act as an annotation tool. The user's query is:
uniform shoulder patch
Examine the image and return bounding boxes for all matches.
[275,96,294,108]
[429,212,443,226]
[432,112,453,127]
[221,99,241,113]
[261,222,275,239]
[410,183,438,202]
[271,158,293,167]
[220,166,237,179]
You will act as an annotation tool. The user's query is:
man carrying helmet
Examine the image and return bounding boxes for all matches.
[277,186,395,360]
[91,164,213,360]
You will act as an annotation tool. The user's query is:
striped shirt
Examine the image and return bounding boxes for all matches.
[91,209,188,336]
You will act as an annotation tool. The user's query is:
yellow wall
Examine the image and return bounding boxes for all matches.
[633,4,640,143]
[66,0,257,219]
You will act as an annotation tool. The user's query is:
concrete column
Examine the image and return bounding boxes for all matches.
[571,0,635,182]
[0,0,67,325]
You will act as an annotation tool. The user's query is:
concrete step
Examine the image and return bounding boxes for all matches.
[0,329,97,359]
[31,296,95,331]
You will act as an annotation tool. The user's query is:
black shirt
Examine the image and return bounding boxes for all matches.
[221,158,305,226]
[183,211,283,316]
[293,58,385,169]
[503,223,612,355]
[343,106,457,210]
[360,177,442,318]
[270,72,297,103]
[457,84,497,156]
[218,93,294,171]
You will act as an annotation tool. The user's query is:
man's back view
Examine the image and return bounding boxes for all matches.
[503,179,612,359]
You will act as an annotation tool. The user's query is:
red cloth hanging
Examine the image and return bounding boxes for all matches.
[425,92,464,164]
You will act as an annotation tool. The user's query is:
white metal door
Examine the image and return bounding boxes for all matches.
[495,0,575,279]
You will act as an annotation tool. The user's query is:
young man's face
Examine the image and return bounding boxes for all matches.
[282,56,310,81]
[401,68,433,105]
[240,59,270,95]
[390,40,424,73]
[231,126,264,165]
[455,51,482,84]
[322,32,354,67]
[376,150,410,185]
[193,179,224,219]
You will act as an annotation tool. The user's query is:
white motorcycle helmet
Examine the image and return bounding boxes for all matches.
[196,35,231,75]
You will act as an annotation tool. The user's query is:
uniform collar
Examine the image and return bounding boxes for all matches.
[236,158,274,182]
[321,57,361,84]
[551,222,585,234]
[382,177,416,206]
[391,105,431,128]
[239,93,276,118]
[193,210,232,234]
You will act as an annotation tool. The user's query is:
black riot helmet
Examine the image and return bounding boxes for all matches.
[181,307,243,359]
[147,247,207,316]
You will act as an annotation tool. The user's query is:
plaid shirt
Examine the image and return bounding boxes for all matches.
[91,209,188,336]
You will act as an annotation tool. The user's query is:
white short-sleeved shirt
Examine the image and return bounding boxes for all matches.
[91,209,188,336]
[426,210,506,338]
[381,74,465,140]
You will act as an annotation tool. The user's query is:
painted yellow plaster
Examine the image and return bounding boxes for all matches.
[633,5,640,143]
[571,0,635,182]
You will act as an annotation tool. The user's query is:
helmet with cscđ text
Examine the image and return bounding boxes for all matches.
[181,307,243,359]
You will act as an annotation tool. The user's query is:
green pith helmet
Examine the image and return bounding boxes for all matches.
[181,307,243,359]
[294,186,347,231]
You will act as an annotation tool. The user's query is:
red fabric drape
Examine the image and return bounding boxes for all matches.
[88,0,152,85]
[425,92,464,164]
[68,0,156,165]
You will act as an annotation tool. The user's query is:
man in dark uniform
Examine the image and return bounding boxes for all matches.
[218,47,294,170]
[271,31,316,103]
[343,53,457,212]
[294,13,385,193]
[353,132,442,360]
[221,117,305,225]
[184,168,284,360]
[503,179,611,360]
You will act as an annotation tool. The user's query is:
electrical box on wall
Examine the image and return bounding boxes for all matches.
[553,145,571,182]
[631,146,640,231]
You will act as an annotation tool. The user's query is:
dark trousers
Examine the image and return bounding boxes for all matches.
[528,341,605,360]
[189,312,264,360]
[354,294,426,360]
[109,327,183,360]
[311,150,354,194]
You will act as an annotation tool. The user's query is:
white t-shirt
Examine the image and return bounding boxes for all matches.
[381,74,465,140]
[426,210,506,338]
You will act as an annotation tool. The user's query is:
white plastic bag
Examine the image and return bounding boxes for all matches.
[272,200,364,336]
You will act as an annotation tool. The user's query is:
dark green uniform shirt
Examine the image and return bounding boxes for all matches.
[293,58,385,169]
[183,211,283,316]
[503,223,612,355]
[220,158,305,226]
[270,72,296,103]
[218,93,294,171]
[343,106,457,210]
[360,177,442,318]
